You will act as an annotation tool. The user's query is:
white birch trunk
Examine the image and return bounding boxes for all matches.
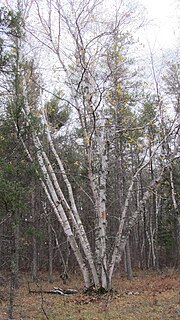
[85,114,109,288]
[108,124,179,284]
[15,64,97,286]
[34,133,92,287]
[108,176,135,283]
[108,165,167,284]
[14,120,91,288]
[96,117,108,288]
[41,108,100,288]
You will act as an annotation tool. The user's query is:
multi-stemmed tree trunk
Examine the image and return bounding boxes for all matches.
[2,0,180,290]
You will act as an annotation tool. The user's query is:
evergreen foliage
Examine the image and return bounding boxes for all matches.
[0,1,179,294]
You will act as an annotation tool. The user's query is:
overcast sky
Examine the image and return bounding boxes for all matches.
[1,0,179,50]
[140,0,179,50]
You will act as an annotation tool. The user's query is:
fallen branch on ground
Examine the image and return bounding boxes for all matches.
[28,283,78,295]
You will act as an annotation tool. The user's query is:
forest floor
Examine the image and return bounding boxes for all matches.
[0,269,180,320]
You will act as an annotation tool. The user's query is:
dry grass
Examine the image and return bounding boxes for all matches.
[0,270,180,320]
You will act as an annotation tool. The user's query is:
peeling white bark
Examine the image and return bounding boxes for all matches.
[96,117,108,288]
[41,108,100,288]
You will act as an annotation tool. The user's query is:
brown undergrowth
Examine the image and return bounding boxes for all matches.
[0,270,179,320]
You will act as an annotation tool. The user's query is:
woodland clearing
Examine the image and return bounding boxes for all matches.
[0,270,180,320]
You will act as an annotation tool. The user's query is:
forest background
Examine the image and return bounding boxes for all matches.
[0,0,179,312]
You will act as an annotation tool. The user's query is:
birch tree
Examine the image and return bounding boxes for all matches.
[25,0,145,289]
[3,0,179,290]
